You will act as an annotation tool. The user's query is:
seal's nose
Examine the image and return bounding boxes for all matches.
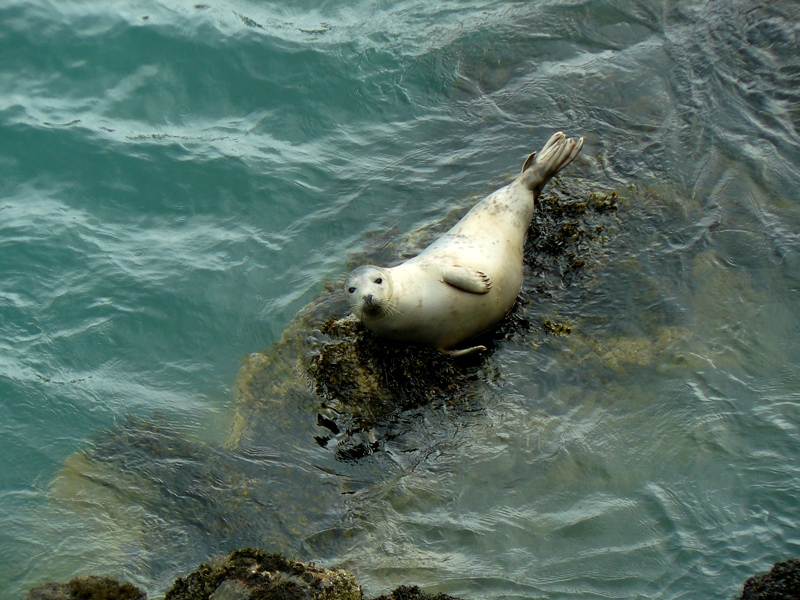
[363,293,373,305]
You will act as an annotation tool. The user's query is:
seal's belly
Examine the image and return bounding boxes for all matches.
[367,261,522,349]
[359,191,528,349]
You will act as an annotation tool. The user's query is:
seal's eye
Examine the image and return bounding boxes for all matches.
[348,287,356,294]
[375,278,382,284]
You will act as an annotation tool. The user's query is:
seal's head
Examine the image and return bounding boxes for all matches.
[345,265,395,320]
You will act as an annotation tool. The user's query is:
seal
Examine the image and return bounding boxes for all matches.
[345,132,584,356]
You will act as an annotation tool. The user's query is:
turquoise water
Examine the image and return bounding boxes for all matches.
[2,0,800,598]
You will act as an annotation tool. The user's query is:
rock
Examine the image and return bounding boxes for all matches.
[47,178,621,587]
[163,548,361,600]
[371,585,460,600]
[739,558,800,600]
[25,576,146,600]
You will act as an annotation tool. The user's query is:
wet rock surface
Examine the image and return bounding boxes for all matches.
[29,553,800,600]
[164,548,361,600]
[48,177,621,593]
[303,179,619,459]
[25,550,462,600]
[738,558,800,600]
[25,576,146,600]
[370,585,460,600]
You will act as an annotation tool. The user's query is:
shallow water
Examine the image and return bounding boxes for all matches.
[2,0,799,598]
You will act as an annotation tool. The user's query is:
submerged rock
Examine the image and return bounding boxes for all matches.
[25,576,146,600]
[228,177,621,463]
[48,174,622,590]
[738,558,800,600]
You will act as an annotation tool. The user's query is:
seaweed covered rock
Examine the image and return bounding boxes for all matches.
[26,576,146,600]
[307,315,479,459]
[310,317,463,414]
[298,179,619,457]
[164,548,360,600]
[738,558,800,600]
[371,585,460,600]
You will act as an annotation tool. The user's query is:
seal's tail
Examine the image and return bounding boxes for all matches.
[519,132,584,196]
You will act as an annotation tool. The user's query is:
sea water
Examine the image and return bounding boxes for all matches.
[1,0,799,598]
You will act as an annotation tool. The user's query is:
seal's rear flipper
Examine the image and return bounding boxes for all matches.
[521,151,536,173]
[519,132,584,196]
[443,345,487,357]
[441,265,492,294]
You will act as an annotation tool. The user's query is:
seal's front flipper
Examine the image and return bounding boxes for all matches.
[443,345,487,357]
[441,266,492,294]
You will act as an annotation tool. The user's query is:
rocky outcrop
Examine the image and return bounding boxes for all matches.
[25,576,146,600]
[371,585,460,600]
[164,548,361,600]
[29,552,800,600]
[23,549,462,600]
[739,558,800,600]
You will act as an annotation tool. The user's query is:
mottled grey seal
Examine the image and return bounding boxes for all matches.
[345,132,584,356]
